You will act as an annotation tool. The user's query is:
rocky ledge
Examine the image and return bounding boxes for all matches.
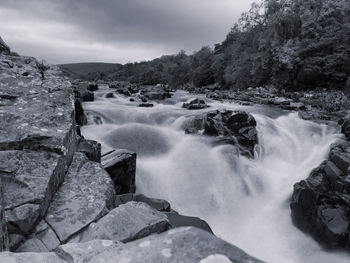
[0,42,262,262]
[290,121,350,249]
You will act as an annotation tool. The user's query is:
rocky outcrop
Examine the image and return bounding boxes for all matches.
[183,98,209,110]
[102,149,136,194]
[70,202,170,243]
[73,83,94,102]
[91,227,263,263]
[0,37,10,54]
[44,153,115,243]
[185,110,258,157]
[291,141,350,249]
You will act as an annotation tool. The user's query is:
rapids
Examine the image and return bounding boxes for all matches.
[81,86,350,263]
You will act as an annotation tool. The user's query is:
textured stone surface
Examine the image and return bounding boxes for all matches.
[0,252,65,263]
[71,202,170,243]
[0,177,8,251]
[45,153,115,243]
[291,141,350,249]
[102,149,136,194]
[55,240,121,262]
[78,139,101,163]
[16,220,60,252]
[115,193,171,212]
[90,227,263,263]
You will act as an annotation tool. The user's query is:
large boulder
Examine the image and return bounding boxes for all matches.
[44,153,115,244]
[90,227,263,263]
[70,202,170,243]
[184,110,258,157]
[102,149,136,194]
[290,141,350,249]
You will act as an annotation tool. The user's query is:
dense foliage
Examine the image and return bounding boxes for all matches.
[80,0,350,91]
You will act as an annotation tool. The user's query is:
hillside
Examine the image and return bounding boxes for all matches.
[59,62,122,79]
[61,0,350,91]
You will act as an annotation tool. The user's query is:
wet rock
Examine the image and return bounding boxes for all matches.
[185,110,258,157]
[138,103,154,107]
[183,98,209,110]
[77,139,101,163]
[341,119,350,140]
[74,83,94,102]
[74,99,87,126]
[45,153,115,243]
[102,149,136,194]
[105,92,115,98]
[90,227,263,263]
[115,194,171,212]
[88,83,98,91]
[55,240,121,263]
[291,141,350,249]
[70,202,170,243]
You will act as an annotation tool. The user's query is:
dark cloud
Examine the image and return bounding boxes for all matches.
[0,0,255,63]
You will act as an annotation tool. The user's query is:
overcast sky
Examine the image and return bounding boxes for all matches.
[0,0,255,64]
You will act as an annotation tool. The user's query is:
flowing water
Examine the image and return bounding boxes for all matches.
[81,86,350,263]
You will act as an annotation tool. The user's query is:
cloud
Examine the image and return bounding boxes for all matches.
[0,0,255,64]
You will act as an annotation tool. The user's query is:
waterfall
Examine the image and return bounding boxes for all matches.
[82,89,349,263]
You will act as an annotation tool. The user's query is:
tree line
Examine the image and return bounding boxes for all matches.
[87,0,350,91]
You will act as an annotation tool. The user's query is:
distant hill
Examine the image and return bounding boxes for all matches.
[59,62,122,80]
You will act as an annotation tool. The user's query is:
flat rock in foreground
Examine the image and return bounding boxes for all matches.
[45,153,115,243]
[90,227,264,263]
[70,201,170,243]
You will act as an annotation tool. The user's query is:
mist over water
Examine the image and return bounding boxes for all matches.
[82,87,350,263]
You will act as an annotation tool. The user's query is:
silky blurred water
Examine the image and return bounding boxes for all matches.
[82,87,349,263]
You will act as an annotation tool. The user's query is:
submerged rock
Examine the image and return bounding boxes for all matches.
[102,149,136,194]
[90,227,263,263]
[291,141,350,249]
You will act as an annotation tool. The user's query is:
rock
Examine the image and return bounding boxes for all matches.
[291,141,350,249]
[77,139,101,163]
[88,83,98,91]
[185,110,258,157]
[115,194,171,212]
[71,202,170,243]
[183,98,209,110]
[16,220,60,252]
[0,36,10,54]
[45,153,115,243]
[129,98,135,102]
[74,99,87,126]
[74,84,94,102]
[0,252,65,263]
[90,227,263,263]
[0,150,68,246]
[54,240,121,263]
[0,178,8,251]
[102,149,136,194]
[105,92,115,98]
[144,91,170,100]
[164,212,213,233]
[138,103,154,107]
[341,119,350,140]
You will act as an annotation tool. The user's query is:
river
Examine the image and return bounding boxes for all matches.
[81,86,350,263]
